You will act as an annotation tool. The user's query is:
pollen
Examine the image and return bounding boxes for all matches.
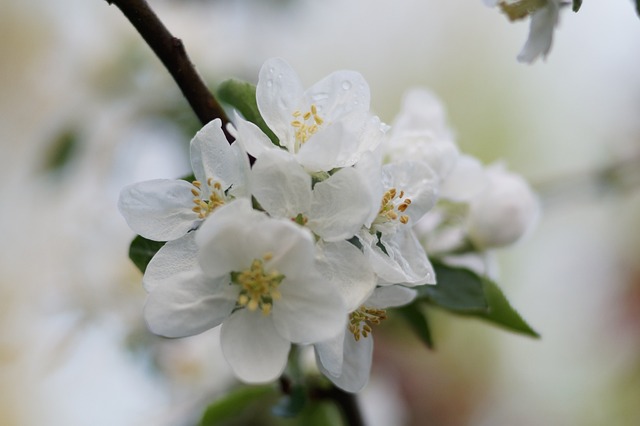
[191,179,228,219]
[349,306,388,341]
[231,257,285,316]
[374,187,413,226]
[290,104,324,151]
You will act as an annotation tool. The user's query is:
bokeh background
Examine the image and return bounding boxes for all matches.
[2,0,640,425]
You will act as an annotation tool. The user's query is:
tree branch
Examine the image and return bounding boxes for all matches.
[105,0,233,140]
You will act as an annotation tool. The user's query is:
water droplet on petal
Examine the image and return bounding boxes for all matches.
[311,92,329,102]
[266,79,273,87]
[277,73,283,80]
[269,67,275,74]
[342,80,352,90]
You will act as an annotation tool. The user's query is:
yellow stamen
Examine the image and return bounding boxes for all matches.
[232,258,285,316]
[349,306,387,341]
[290,104,325,149]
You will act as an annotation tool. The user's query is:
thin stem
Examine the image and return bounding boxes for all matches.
[105,0,233,140]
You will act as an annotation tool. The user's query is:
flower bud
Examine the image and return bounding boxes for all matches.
[466,164,539,249]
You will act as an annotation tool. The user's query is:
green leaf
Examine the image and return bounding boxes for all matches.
[272,384,307,417]
[216,79,278,145]
[199,385,275,426]
[396,303,434,349]
[41,127,79,175]
[128,235,165,273]
[417,262,488,313]
[636,0,640,19]
[475,278,540,338]
[417,262,539,339]
[572,0,582,12]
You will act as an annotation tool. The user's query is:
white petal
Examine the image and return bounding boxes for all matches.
[366,285,417,309]
[145,274,236,338]
[441,154,488,202]
[221,309,291,383]
[362,230,435,286]
[143,233,237,337]
[118,179,198,241]
[303,70,370,122]
[196,200,266,277]
[315,241,376,312]
[319,332,373,393]
[314,328,347,376]
[308,167,376,241]
[250,149,312,219]
[517,1,561,63]
[234,113,278,158]
[143,232,198,292]
[190,119,247,198]
[272,273,346,344]
[256,58,304,147]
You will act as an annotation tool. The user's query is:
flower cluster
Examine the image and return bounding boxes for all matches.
[119,58,537,392]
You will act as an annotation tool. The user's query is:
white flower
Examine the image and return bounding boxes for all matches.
[384,88,459,182]
[235,58,385,172]
[315,285,417,393]
[357,161,439,286]
[465,163,539,249]
[118,119,249,241]
[143,199,346,383]
[249,147,378,242]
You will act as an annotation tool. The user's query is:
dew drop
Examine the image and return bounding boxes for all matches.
[311,92,330,102]
[269,67,275,74]
[342,80,352,90]
[266,79,273,88]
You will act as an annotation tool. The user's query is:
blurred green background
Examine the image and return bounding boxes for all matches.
[2,0,640,425]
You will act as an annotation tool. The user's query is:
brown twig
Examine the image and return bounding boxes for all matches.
[105,0,233,140]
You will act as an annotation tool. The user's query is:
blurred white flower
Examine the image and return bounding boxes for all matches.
[315,285,416,393]
[466,163,539,249]
[235,57,385,172]
[384,88,459,181]
[118,119,249,241]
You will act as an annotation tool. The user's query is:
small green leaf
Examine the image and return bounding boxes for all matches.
[41,127,79,174]
[199,385,274,426]
[216,79,278,145]
[417,262,488,313]
[475,278,540,338]
[572,0,582,12]
[272,384,307,417]
[396,303,434,349]
[128,235,165,273]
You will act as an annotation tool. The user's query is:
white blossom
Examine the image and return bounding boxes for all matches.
[143,199,346,383]
[315,285,417,393]
[118,119,249,241]
[234,58,386,172]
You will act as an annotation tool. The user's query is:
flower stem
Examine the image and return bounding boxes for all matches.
[104,0,233,140]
